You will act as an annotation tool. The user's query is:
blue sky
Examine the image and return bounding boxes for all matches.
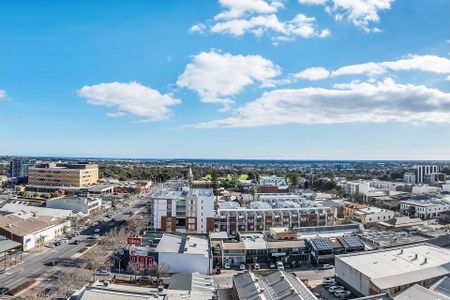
[1,0,449,160]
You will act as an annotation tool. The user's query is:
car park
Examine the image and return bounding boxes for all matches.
[240,264,246,270]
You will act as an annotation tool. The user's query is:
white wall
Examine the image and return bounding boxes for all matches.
[196,195,214,234]
[335,258,370,296]
[22,220,70,251]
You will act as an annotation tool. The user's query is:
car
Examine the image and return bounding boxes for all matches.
[323,278,335,285]
[224,262,231,269]
[338,290,352,299]
[71,240,80,245]
[328,285,344,293]
[94,228,100,233]
[334,289,346,296]
[240,264,246,270]
[320,264,334,270]
[46,244,56,248]
[0,287,9,295]
[269,262,276,269]
[253,263,260,270]
[276,261,284,270]
[96,269,110,276]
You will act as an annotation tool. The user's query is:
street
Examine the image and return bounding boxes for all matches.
[0,195,150,291]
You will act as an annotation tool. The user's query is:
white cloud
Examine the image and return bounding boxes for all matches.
[106,111,125,118]
[215,0,283,20]
[177,51,281,107]
[78,82,181,121]
[194,0,330,42]
[294,67,331,80]
[0,90,6,99]
[191,78,450,128]
[299,0,394,32]
[294,54,450,80]
[189,23,206,33]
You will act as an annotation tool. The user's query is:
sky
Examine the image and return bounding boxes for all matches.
[0,0,449,160]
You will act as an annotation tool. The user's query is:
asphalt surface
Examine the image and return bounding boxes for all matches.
[0,196,150,291]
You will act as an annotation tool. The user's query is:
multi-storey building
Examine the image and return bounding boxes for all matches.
[216,201,334,236]
[46,196,102,215]
[9,159,33,179]
[403,172,416,184]
[413,165,440,184]
[148,187,215,234]
[28,162,99,187]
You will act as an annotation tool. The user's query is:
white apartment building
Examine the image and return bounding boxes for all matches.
[148,189,183,232]
[403,172,416,185]
[400,198,450,219]
[412,185,442,194]
[185,188,215,234]
[414,165,440,184]
[353,207,394,224]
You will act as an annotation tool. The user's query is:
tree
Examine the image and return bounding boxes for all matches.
[54,269,92,298]
[128,260,146,280]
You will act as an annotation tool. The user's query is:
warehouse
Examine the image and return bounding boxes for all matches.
[335,243,450,297]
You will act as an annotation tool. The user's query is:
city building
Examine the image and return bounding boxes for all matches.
[394,276,450,300]
[0,203,75,219]
[28,162,99,187]
[216,202,334,236]
[412,185,442,194]
[233,270,318,300]
[257,176,289,193]
[148,187,215,234]
[46,196,102,215]
[307,235,365,265]
[353,207,395,225]
[123,233,211,275]
[72,276,217,300]
[335,243,450,296]
[403,172,416,185]
[0,215,70,251]
[400,198,450,220]
[9,159,32,178]
[413,165,440,184]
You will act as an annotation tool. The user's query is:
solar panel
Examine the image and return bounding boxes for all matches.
[313,238,332,251]
[343,236,364,248]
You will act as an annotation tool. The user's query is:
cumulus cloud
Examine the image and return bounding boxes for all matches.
[189,23,206,33]
[191,78,450,128]
[214,0,283,20]
[176,51,281,108]
[294,55,450,80]
[294,67,331,80]
[78,82,181,121]
[193,0,330,43]
[299,0,393,32]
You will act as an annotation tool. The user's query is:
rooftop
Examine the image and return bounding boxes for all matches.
[0,215,66,237]
[336,243,450,290]
[155,234,209,258]
[0,203,74,219]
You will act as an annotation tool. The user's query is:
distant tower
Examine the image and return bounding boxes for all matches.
[187,167,194,184]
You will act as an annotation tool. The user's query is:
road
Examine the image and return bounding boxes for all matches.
[0,195,150,291]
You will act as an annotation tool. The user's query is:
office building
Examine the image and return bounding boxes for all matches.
[9,159,33,181]
[28,162,99,187]
[403,172,416,185]
[335,243,450,296]
[353,207,395,225]
[413,165,440,184]
[46,196,102,215]
[400,198,450,219]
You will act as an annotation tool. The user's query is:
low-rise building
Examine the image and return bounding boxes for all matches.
[0,215,70,251]
[46,196,102,215]
[353,207,394,225]
[233,270,318,300]
[400,198,450,220]
[335,243,450,296]
[0,203,75,219]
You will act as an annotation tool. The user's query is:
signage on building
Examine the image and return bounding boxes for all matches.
[127,236,142,246]
[129,249,156,270]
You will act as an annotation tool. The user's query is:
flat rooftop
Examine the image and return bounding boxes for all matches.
[155,234,209,258]
[337,243,450,290]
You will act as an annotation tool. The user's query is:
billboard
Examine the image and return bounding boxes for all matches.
[129,249,157,270]
[127,237,142,246]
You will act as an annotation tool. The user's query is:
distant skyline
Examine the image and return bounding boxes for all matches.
[1,0,449,160]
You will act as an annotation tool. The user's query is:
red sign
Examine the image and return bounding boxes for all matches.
[130,255,155,270]
[127,237,142,246]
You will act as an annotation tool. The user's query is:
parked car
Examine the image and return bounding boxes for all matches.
[337,290,352,299]
[276,261,284,270]
[269,262,276,269]
[224,262,231,269]
[138,276,152,283]
[254,263,260,270]
[46,244,56,248]
[328,285,344,293]
[334,289,346,296]
[0,287,9,295]
[323,278,335,285]
[71,240,80,245]
[240,264,246,270]
[96,269,110,276]
[320,264,334,270]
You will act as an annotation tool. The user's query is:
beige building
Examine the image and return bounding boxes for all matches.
[28,163,99,187]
